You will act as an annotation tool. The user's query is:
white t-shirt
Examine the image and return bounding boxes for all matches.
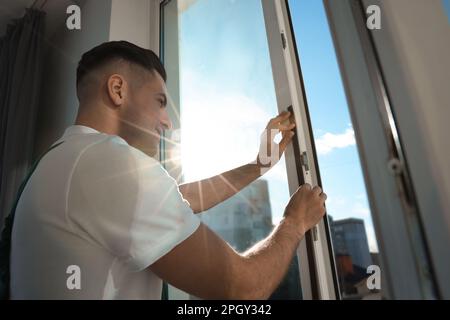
[10,125,200,299]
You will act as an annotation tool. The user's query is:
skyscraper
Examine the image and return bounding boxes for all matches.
[330,217,373,269]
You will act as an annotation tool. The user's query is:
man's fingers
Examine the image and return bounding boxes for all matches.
[267,120,295,132]
[276,123,296,131]
[301,183,312,190]
[320,192,328,201]
[278,130,295,154]
[312,186,322,195]
[268,111,291,126]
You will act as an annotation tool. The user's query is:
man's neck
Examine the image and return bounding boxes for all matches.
[74,107,118,137]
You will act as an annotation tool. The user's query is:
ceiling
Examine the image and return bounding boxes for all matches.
[0,0,86,38]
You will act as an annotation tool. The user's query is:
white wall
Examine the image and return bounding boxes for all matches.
[109,0,152,49]
[33,0,112,158]
[33,0,160,159]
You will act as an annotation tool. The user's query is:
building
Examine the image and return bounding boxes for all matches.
[330,217,372,269]
[329,216,376,298]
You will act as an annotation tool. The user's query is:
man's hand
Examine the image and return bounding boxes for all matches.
[256,111,296,171]
[283,184,327,237]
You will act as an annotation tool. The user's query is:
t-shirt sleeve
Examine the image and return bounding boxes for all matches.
[68,136,200,272]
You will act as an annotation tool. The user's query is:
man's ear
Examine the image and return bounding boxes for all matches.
[107,74,127,106]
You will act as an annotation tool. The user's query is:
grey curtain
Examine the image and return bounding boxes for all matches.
[0,9,45,230]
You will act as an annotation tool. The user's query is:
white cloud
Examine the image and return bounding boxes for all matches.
[326,195,347,207]
[315,128,356,155]
[327,195,371,221]
[351,201,370,218]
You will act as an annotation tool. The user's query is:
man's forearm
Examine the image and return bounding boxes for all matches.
[230,218,304,299]
[178,162,263,213]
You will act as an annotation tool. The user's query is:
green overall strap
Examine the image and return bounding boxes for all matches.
[0,140,65,300]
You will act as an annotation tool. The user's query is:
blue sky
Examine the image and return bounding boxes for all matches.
[287,0,376,251]
[443,0,450,19]
[177,0,377,252]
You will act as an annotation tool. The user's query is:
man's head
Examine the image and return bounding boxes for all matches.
[76,40,171,157]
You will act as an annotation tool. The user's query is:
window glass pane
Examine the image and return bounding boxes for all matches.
[288,0,384,299]
[162,0,302,299]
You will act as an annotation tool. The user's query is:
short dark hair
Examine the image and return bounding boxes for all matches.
[76,40,166,87]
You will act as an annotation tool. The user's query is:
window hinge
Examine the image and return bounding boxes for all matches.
[281,32,287,49]
[300,151,309,171]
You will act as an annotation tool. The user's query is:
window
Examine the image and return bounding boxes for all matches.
[161,0,302,300]
[287,0,383,299]
[161,0,441,300]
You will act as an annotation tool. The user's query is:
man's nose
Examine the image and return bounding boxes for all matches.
[160,111,172,130]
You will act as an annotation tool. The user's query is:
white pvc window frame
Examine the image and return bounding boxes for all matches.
[361,0,450,299]
[261,0,339,300]
[323,0,443,299]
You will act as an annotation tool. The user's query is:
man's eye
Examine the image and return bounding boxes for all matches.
[158,99,165,107]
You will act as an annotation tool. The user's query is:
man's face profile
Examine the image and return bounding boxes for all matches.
[116,70,172,157]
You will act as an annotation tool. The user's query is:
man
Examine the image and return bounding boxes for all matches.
[10,41,327,299]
